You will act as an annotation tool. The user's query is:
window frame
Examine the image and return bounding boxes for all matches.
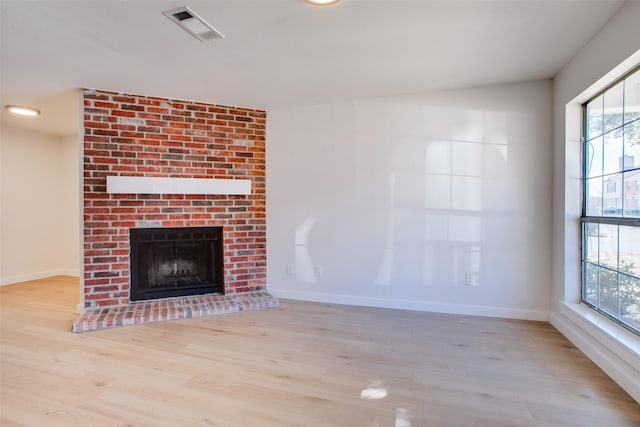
[581,65,640,336]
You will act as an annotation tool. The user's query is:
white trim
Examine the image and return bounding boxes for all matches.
[550,302,640,403]
[270,289,549,321]
[106,176,251,195]
[0,269,80,286]
[552,48,640,404]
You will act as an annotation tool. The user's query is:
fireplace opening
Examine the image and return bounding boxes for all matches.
[130,227,224,301]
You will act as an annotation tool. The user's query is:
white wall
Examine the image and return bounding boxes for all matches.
[267,80,552,321]
[61,134,81,275]
[0,126,80,284]
[551,0,640,402]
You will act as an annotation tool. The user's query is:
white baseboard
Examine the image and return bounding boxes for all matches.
[269,289,549,321]
[550,302,640,403]
[0,269,80,286]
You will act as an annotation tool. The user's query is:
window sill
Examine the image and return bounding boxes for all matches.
[551,301,640,402]
[559,301,639,356]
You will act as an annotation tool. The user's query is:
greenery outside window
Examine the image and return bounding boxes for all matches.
[583,66,640,335]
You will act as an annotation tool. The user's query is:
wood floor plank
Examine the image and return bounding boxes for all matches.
[1,276,639,426]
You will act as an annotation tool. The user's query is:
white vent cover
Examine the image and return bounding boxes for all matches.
[163,6,224,42]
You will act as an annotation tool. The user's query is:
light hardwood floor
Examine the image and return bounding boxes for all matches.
[1,276,639,426]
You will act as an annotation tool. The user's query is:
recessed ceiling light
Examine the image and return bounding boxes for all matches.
[304,0,341,5]
[5,105,41,117]
[163,6,224,42]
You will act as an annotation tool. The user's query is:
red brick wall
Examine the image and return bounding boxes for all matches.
[83,89,266,308]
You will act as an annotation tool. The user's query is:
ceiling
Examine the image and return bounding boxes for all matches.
[0,0,625,136]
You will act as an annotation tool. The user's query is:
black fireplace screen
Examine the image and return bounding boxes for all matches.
[130,227,223,301]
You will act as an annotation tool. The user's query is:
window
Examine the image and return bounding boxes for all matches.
[583,66,640,335]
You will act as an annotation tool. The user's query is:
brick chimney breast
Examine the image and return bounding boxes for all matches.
[82,89,266,308]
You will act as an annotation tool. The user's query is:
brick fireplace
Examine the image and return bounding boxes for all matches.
[82,89,266,309]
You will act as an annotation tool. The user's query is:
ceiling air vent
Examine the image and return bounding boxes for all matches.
[163,6,224,42]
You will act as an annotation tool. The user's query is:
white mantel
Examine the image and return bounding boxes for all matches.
[106,176,252,195]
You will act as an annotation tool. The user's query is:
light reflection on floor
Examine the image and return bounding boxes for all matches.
[360,380,412,427]
[395,408,411,427]
[360,380,388,400]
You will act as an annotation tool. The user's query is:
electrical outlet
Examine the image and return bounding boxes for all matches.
[285,264,295,276]
[465,273,479,287]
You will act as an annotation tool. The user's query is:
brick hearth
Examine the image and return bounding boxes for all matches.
[72,291,279,332]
